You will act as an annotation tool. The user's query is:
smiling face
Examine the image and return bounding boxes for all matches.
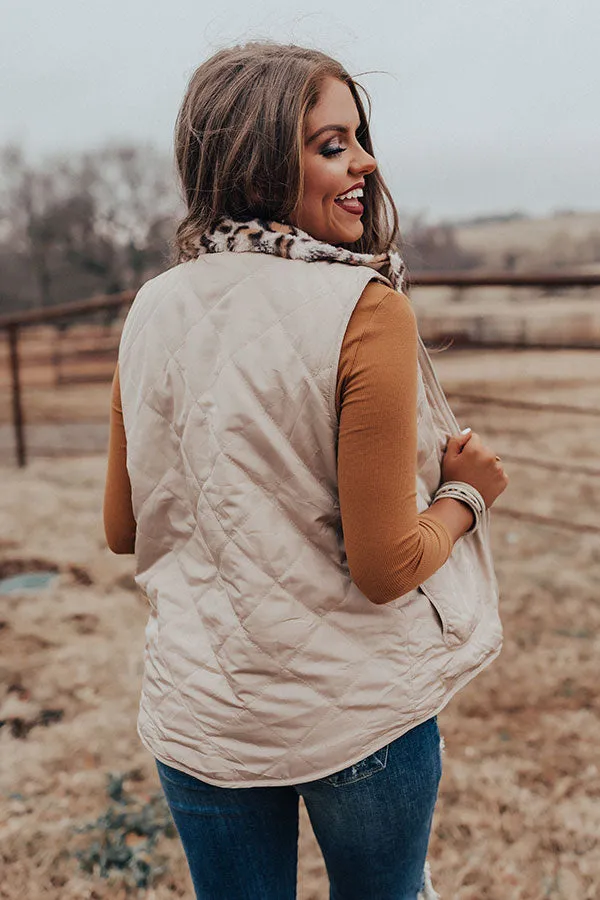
[292,77,378,245]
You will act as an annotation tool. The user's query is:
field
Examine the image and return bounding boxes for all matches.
[1,316,599,897]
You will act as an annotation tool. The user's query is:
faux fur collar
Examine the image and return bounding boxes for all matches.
[194,218,406,293]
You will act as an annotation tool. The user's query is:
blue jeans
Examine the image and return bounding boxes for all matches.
[156,717,442,900]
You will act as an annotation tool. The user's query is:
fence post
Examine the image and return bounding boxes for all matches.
[7,324,26,467]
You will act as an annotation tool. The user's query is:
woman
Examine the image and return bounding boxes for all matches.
[104,42,507,900]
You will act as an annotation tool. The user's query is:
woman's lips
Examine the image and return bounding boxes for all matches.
[334,198,364,216]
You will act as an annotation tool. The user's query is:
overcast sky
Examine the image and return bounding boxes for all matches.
[2,0,599,219]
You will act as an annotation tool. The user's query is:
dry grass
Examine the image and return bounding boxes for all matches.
[1,345,599,899]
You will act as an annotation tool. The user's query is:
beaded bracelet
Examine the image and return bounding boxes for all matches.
[432,481,487,534]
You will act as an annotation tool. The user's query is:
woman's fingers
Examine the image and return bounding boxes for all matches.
[445,428,474,458]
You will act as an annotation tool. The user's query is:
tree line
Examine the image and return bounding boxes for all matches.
[0,144,179,315]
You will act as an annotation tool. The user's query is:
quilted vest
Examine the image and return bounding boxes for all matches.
[119,252,502,787]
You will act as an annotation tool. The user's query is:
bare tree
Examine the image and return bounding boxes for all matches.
[401,213,483,271]
[0,144,180,313]
[0,145,62,307]
[83,145,181,285]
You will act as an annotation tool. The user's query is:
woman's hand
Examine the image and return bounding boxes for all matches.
[442,429,508,509]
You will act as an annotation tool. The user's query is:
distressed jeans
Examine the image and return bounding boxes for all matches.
[156,716,442,900]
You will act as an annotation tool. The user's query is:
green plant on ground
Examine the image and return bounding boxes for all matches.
[73,770,177,890]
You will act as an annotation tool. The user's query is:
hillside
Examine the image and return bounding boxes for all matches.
[451,211,600,271]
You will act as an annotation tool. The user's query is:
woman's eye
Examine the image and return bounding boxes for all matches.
[320,142,346,158]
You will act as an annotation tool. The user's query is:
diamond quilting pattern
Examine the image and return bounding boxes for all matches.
[121,254,502,786]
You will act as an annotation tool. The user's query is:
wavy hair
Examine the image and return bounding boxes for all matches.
[174,42,399,262]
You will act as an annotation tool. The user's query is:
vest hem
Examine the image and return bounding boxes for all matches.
[137,642,502,789]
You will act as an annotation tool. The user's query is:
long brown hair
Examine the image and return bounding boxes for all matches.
[174,42,399,262]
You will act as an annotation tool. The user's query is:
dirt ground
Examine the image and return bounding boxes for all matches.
[1,345,599,899]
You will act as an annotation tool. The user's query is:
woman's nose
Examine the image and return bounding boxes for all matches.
[350,147,377,177]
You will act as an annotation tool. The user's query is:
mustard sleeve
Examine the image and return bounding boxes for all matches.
[336,281,452,604]
[103,364,137,554]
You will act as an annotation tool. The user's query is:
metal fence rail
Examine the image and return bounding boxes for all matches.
[409,270,600,288]
[446,392,600,418]
[494,507,600,535]
[0,290,136,330]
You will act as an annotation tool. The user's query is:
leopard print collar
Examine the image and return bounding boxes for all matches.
[195,218,406,293]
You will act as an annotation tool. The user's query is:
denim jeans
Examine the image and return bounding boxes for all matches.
[156,717,442,900]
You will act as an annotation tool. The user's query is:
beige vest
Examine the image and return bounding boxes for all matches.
[119,252,502,787]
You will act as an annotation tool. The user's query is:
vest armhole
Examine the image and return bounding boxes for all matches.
[326,273,391,429]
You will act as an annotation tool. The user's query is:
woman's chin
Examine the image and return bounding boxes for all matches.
[297,214,364,245]
[338,225,364,245]
[327,218,364,245]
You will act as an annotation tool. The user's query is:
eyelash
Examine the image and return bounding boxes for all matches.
[320,143,346,158]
